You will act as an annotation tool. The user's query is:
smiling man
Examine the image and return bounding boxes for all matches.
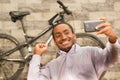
[27,18,120,80]
[52,23,76,52]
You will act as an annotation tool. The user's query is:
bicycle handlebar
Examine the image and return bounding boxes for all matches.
[57,0,72,15]
[48,1,72,25]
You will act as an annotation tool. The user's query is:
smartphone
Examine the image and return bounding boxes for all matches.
[84,20,104,32]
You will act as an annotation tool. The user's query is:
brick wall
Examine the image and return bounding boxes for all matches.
[0,0,120,80]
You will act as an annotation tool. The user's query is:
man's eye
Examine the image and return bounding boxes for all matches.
[55,34,61,38]
[65,31,69,35]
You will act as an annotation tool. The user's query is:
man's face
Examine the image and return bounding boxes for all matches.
[53,23,76,52]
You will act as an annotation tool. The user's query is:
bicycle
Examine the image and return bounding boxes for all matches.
[0,0,105,80]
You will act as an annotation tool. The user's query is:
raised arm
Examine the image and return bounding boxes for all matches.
[27,43,50,80]
[96,17,117,43]
[98,17,120,62]
[90,18,120,78]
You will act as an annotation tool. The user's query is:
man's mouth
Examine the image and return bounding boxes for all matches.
[61,41,69,45]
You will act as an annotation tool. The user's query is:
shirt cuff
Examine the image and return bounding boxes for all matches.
[30,54,41,66]
[110,39,120,47]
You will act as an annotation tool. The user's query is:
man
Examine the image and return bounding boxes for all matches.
[27,18,120,80]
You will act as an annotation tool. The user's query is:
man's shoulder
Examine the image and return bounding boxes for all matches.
[47,56,60,65]
[76,44,93,51]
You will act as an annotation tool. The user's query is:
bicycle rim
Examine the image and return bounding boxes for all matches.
[0,34,25,80]
[76,33,105,49]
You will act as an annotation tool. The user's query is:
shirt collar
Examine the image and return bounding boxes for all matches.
[58,44,76,56]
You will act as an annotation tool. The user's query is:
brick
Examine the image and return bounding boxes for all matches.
[41,0,75,3]
[89,11,120,21]
[68,3,82,12]
[113,21,120,30]
[97,3,113,11]
[68,20,83,33]
[41,12,57,21]
[26,29,42,36]
[113,21,120,37]
[89,12,105,20]
[19,3,50,13]
[0,4,2,12]
[89,0,106,3]
[2,21,17,30]
[41,0,56,3]
[59,0,75,3]
[10,0,26,4]
[11,29,25,41]
[0,0,10,3]
[26,13,42,21]
[103,71,120,80]
[82,3,98,12]
[26,0,41,4]
[114,1,120,11]
[1,3,18,12]
[104,12,120,21]
[73,11,88,20]
[0,12,10,21]
[24,21,48,29]
[82,3,113,12]
[50,3,61,12]
[0,21,2,29]
[75,0,89,3]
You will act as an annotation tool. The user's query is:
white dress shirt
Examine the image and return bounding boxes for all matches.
[27,40,120,80]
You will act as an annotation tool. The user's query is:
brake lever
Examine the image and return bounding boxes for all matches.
[57,0,72,15]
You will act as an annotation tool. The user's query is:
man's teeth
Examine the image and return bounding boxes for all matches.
[62,41,68,45]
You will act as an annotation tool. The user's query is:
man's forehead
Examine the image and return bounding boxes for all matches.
[55,23,69,27]
[54,24,70,32]
[54,23,70,29]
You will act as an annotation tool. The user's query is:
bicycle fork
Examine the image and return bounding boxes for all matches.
[24,35,53,59]
[24,45,33,62]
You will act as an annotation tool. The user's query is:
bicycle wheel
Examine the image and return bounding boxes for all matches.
[0,34,25,80]
[76,33,105,49]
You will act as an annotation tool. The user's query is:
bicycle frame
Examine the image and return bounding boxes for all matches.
[0,0,72,65]
[1,11,68,65]
[0,18,55,63]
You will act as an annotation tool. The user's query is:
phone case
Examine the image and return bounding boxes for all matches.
[84,20,104,32]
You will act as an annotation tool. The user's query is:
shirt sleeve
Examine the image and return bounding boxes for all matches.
[91,39,120,76]
[105,39,120,65]
[27,54,50,80]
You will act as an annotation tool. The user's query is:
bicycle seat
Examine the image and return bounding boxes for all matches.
[9,11,30,22]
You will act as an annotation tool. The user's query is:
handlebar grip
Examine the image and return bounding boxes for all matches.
[57,0,72,15]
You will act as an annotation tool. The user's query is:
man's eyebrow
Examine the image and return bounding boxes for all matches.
[54,32,61,35]
[63,29,69,32]
[54,29,69,35]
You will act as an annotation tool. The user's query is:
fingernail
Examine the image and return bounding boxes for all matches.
[95,26,98,29]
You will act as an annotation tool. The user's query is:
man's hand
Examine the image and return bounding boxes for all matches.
[34,43,48,56]
[96,17,117,43]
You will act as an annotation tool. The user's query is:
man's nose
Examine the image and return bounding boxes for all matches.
[61,34,67,39]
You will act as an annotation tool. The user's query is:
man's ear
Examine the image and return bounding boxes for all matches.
[73,33,77,41]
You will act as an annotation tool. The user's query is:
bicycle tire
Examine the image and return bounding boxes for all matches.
[0,33,25,80]
[76,33,105,49]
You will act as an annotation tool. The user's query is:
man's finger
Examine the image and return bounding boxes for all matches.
[96,26,111,34]
[99,17,107,23]
[96,22,111,30]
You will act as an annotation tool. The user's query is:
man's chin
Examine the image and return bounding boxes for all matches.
[60,46,72,52]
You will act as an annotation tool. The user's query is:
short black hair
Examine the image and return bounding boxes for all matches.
[52,22,75,39]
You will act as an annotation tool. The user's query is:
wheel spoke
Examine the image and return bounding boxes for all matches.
[0,34,25,79]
